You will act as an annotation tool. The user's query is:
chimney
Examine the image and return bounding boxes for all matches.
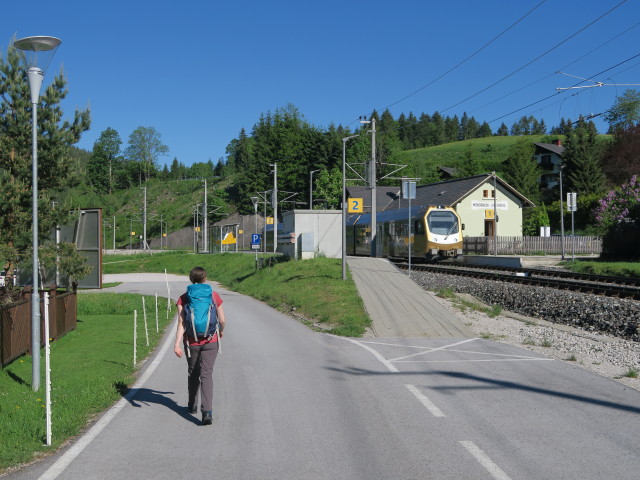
[553,139,562,146]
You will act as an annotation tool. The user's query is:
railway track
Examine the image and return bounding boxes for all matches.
[392,260,640,301]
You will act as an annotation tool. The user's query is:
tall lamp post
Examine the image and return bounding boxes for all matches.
[559,165,566,260]
[309,169,319,209]
[15,36,61,392]
[342,135,359,281]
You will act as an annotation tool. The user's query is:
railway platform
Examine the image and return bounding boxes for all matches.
[346,256,473,338]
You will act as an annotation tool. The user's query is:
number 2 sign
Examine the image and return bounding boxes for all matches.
[348,198,364,213]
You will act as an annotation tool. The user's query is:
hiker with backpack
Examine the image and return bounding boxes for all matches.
[174,266,226,425]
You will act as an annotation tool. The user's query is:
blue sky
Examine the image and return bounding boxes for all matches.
[3,0,639,167]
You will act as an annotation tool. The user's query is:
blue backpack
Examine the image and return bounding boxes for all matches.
[183,283,218,339]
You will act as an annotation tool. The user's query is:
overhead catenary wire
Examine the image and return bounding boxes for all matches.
[440,0,629,114]
[376,0,549,113]
[468,19,640,115]
[488,51,640,124]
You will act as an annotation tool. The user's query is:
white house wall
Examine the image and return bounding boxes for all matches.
[281,210,343,259]
[455,180,524,237]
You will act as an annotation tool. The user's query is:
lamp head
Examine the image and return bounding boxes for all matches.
[14,36,61,104]
[14,36,61,71]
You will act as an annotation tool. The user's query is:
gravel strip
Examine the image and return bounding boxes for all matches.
[411,270,640,392]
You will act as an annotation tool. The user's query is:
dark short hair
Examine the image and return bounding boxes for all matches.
[189,267,207,283]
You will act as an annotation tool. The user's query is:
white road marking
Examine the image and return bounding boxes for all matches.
[459,441,512,480]
[389,338,478,361]
[405,384,445,417]
[338,337,399,372]
[37,315,178,480]
[395,358,554,363]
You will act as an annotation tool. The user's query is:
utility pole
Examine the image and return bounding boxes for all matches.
[310,169,319,209]
[366,117,377,257]
[272,163,278,253]
[113,215,116,250]
[203,179,208,253]
[493,172,498,256]
[559,166,566,260]
[141,187,148,250]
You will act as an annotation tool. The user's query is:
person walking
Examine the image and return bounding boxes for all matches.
[174,266,226,425]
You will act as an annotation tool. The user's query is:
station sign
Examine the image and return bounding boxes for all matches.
[485,209,494,219]
[348,198,364,213]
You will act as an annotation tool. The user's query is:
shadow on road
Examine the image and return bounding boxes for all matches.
[125,387,201,425]
[325,366,640,414]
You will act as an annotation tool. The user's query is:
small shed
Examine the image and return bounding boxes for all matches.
[279,210,342,259]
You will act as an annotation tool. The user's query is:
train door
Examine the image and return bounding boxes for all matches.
[376,223,384,256]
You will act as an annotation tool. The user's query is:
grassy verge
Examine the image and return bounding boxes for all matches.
[0,293,172,471]
[563,260,640,278]
[104,252,370,337]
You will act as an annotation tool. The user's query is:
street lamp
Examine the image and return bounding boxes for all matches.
[14,35,61,392]
[309,169,319,209]
[342,135,359,281]
[559,165,566,260]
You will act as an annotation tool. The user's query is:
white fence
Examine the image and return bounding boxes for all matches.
[464,236,602,256]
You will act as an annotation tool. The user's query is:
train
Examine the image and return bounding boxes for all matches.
[346,205,463,260]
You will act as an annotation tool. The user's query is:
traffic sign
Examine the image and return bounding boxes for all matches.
[251,234,261,244]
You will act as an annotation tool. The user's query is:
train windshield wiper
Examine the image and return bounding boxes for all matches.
[444,222,457,239]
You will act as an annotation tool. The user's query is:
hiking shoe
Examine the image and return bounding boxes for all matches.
[202,411,213,425]
[188,404,197,414]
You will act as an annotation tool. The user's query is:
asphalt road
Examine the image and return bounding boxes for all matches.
[8,274,640,480]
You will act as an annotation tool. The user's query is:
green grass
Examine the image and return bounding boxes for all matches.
[564,260,640,278]
[104,252,370,337]
[623,368,639,378]
[0,293,172,471]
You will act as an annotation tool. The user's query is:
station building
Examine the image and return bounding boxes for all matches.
[346,173,535,237]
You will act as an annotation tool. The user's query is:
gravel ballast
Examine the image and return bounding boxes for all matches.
[410,270,640,391]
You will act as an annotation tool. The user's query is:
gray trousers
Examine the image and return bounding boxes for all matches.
[186,341,219,412]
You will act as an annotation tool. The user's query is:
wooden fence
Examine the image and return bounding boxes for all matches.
[464,236,602,256]
[0,289,77,367]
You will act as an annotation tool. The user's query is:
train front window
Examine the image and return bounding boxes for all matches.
[427,211,458,235]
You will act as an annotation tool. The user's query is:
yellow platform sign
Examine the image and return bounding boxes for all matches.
[348,198,364,213]
[485,209,494,219]
[266,217,274,224]
[222,232,236,245]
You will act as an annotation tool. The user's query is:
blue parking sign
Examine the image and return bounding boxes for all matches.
[251,234,261,244]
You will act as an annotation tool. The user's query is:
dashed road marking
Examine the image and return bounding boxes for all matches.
[459,441,512,480]
[405,384,445,417]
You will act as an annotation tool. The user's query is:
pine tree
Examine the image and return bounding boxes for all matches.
[503,139,540,202]
[0,41,90,266]
[563,117,604,196]
[496,123,509,136]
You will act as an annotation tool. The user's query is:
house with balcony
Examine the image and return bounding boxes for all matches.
[534,139,565,190]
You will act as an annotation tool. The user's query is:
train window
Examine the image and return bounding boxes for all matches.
[427,210,459,235]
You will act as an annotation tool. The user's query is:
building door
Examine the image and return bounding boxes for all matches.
[484,219,495,237]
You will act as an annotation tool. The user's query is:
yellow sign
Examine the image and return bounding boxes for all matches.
[162,233,167,237]
[266,217,274,225]
[195,226,201,232]
[131,231,135,236]
[485,209,494,219]
[348,198,364,213]
[238,229,243,234]
[222,232,236,245]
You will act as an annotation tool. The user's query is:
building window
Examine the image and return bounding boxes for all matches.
[483,189,495,198]
[540,155,553,169]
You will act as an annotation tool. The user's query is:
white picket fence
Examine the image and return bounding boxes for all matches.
[464,236,602,256]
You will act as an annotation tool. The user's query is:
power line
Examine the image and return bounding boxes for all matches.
[440,0,629,114]
[468,19,640,115]
[488,51,640,124]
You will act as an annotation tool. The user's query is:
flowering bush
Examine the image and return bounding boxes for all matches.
[593,175,640,230]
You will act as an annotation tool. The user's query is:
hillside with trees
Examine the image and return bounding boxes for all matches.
[2,27,638,260]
